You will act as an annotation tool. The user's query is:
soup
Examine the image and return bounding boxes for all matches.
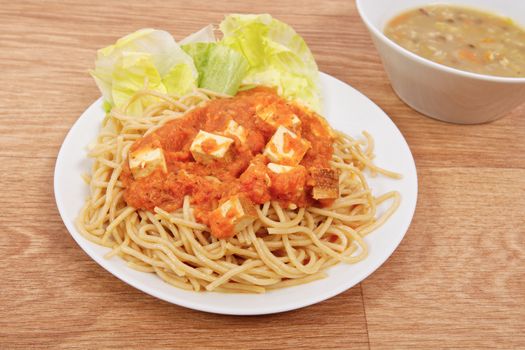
[384,5,525,78]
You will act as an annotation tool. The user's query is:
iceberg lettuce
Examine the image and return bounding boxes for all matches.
[219,14,321,111]
[182,42,249,96]
[90,16,322,114]
[90,28,198,114]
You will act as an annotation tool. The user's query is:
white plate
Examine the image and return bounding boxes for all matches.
[54,72,418,315]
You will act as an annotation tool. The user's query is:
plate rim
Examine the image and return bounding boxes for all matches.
[54,72,418,315]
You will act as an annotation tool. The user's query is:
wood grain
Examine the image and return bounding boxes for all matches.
[0,0,524,349]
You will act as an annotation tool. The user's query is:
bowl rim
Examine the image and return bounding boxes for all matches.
[355,0,525,84]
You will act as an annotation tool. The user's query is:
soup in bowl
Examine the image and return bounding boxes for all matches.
[385,5,525,78]
[356,0,525,124]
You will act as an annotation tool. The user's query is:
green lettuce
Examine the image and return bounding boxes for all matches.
[182,42,249,96]
[90,28,198,114]
[219,14,321,111]
[90,16,322,114]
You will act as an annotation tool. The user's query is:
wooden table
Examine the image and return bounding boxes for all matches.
[1,1,524,349]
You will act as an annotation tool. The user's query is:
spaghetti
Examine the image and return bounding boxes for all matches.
[76,87,401,293]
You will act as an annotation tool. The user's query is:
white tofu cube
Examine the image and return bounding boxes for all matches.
[222,119,247,143]
[129,147,167,179]
[209,195,258,238]
[267,163,296,174]
[263,126,310,166]
[256,103,301,130]
[190,130,234,164]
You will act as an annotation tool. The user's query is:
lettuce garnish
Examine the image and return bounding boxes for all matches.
[91,14,321,113]
[91,29,197,114]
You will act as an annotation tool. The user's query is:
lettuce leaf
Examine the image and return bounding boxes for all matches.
[90,17,322,114]
[111,52,166,116]
[182,42,249,95]
[179,24,216,46]
[162,63,196,96]
[219,14,321,111]
[200,44,249,95]
[90,28,197,114]
[181,42,214,86]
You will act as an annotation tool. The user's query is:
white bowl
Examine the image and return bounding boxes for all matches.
[356,0,525,124]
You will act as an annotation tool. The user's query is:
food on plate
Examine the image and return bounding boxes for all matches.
[384,5,525,77]
[77,14,401,293]
[90,14,321,115]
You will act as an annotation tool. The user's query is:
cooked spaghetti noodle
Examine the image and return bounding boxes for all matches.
[76,87,401,293]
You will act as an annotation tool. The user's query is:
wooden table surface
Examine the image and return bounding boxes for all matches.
[1,0,524,349]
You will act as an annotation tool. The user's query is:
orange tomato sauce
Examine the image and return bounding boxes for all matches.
[120,87,334,226]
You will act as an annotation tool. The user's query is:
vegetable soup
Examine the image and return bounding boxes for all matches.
[384,5,525,77]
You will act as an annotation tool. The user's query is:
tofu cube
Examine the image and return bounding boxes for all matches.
[267,163,296,174]
[190,130,234,164]
[310,168,339,200]
[263,126,310,166]
[209,195,258,239]
[256,103,301,130]
[266,163,307,207]
[222,119,247,143]
[128,146,167,179]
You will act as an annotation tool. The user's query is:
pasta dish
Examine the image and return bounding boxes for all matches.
[76,86,401,293]
[75,14,402,293]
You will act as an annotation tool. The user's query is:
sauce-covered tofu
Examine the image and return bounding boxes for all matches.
[256,102,301,130]
[267,163,296,174]
[267,163,307,206]
[121,87,335,239]
[208,195,257,238]
[222,119,248,143]
[190,130,234,164]
[129,146,167,179]
[263,126,310,166]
